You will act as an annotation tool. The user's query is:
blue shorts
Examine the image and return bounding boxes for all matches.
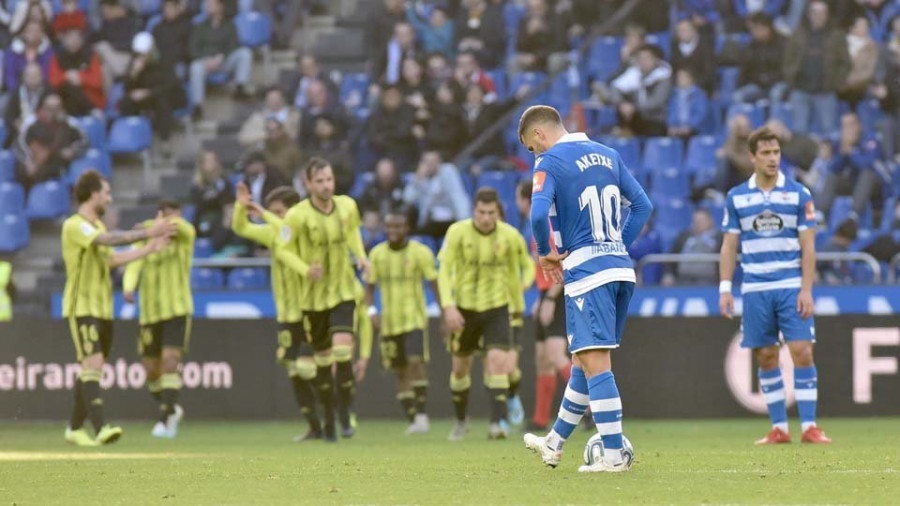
[565,281,635,353]
[741,288,816,349]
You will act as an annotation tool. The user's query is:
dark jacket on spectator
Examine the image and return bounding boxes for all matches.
[298,106,350,150]
[366,3,405,62]
[426,102,468,160]
[738,33,785,88]
[670,34,716,93]
[242,166,290,206]
[464,99,510,159]
[454,2,506,68]
[3,83,47,148]
[358,179,405,216]
[783,23,851,92]
[92,10,141,52]
[190,176,234,249]
[152,13,193,67]
[367,102,418,163]
[189,17,239,59]
[16,115,87,185]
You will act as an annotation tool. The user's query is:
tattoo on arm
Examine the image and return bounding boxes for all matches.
[95,229,149,246]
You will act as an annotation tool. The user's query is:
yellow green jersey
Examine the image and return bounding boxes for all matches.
[282,195,366,312]
[509,230,534,322]
[368,240,438,337]
[231,201,310,324]
[354,280,373,360]
[61,214,113,320]
[438,219,527,313]
[123,217,195,325]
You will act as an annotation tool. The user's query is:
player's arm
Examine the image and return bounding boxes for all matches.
[344,198,370,273]
[95,215,175,246]
[109,236,168,269]
[718,193,741,319]
[437,226,465,332]
[515,231,536,290]
[173,216,196,242]
[122,246,145,303]
[797,189,817,319]
[418,245,442,312]
[531,164,565,284]
[617,155,653,246]
[231,200,273,246]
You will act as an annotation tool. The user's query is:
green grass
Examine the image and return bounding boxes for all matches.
[1,418,898,505]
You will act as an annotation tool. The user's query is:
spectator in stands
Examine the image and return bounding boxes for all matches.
[400,57,432,120]
[454,0,505,69]
[3,63,48,149]
[304,116,355,194]
[4,20,53,93]
[630,221,663,285]
[514,0,566,73]
[816,112,881,229]
[733,12,787,104]
[610,44,672,137]
[367,83,421,170]
[291,55,337,109]
[152,0,193,73]
[559,0,619,42]
[120,32,186,145]
[662,208,722,286]
[254,0,300,50]
[817,219,858,285]
[862,201,900,264]
[462,83,507,167]
[8,0,51,36]
[366,0,405,69]
[239,87,300,147]
[766,119,820,174]
[425,81,467,159]
[425,52,454,87]
[670,18,715,94]
[376,22,421,85]
[667,69,709,139]
[188,0,253,119]
[403,150,470,238]
[406,2,454,57]
[241,151,289,205]
[782,0,850,134]
[452,50,496,100]
[733,0,786,20]
[839,16,879,107]
[14,90,87,189]
[48,27,105,116]
[628,0,669,33]
[298,79,349,149]
[259,118,303,179]
[52,0,88,36]
[359,157,405,218]
[92,0,141,86]
[190,149,237,252]
[617,23,646,75]
[715,113,754,191]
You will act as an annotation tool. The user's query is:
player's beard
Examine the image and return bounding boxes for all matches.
[95,202,107,217]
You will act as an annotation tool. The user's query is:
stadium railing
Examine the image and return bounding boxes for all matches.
[890,252,900,283]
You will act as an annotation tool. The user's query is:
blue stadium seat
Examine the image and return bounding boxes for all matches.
[828,197,872,231]
[769,101,794,129]
[654,198,694,251]
[349,172,374,199]
[699,201,725,229]
[503,1,525,37]
[0,212,29,252]
[485,68,508,101]
[587,36,623,82]
[227,267,269,290]
[717,67,740,105]
[599,136,641,171]
[410,235,438,254]
[510,72,548,102]
[50,0,88,14]
[235,11,272,48]
[26,180,70,220]
[181,204,195,224]
[879,197,897,232]
[856,99,883,136]
[191,267,225,290]
[0,150,14,183]
[74,115,106,148]
[138,0,161,15]
[642,137,683,171]
[106,82,125,120]
[548,72,573,116]
[727,102,765,129]
[108,116,153,154]
[650,167,690,199]
[207,72,231,86]
[684,135,718,175]
[644,32,671,60]
[584,105,617,137]
[0,182,25,215]
[68,149,113,185]
[146,13,163,31]
[0,119,6,146]
[460,172,475,198]
[194,237,214,258]
[339,72,370,110]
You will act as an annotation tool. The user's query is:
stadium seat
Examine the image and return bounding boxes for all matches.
[74,115,106,148]
[510,72,548,103]
[769,101,794,129]
[485,68,508,101]
[50,0,88,13]
[503,1,525,37]
[0,182,25,215]
[138,0,162,15]
[349,172,374,199]
[684,135,718,175]
[650,167,690,199]
[108,116,153,154]
[642,137,683,171]
[699,201,725,229]
[460,172,475,198]
[654,198,694,251]
[587,36,624,82]
[410,235,438,254]
[68,149,113,185]
[856,99,883,136]
[584,105,617,136]
[0,212,29,252]
[828,197,872,231]
[727,102,765,129]
[145,13,162,31]
[0,120,6,146]
[548,72,573,116]
[106,82,125,120]
[599,136,641,171]
[644,32,671,60]
[0,150,14,183]
[339,72,370,110]
[227,267,269,290]
[717,67,740,104]
[191,268,225,290]
[194,237,214,258]
[181,204,195,224]
[235,11,272,48]
[26,180,70,220]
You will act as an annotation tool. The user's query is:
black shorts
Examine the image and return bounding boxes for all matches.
[138,316,192,358]
[449,306,512,356]
[536,292,566,342]
[69,317,113,361]
[381,329,428,370]
[511,323,523,350]
[277,321,314,364]
[304,300,356,352]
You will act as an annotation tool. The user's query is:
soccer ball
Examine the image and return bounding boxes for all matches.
[583,434,634,469]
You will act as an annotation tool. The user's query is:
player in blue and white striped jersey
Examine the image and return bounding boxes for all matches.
[719,126,832,445]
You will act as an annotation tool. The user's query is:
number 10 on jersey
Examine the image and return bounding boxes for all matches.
[579,185,623,242]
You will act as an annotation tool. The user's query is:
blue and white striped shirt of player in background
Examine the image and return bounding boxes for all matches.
[520,105,652,472]
[719,127,831,445]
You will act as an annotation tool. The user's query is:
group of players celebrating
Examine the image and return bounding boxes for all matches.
[60,103,831,472]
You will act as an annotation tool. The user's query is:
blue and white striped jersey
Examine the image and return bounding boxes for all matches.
[723,172,817,294]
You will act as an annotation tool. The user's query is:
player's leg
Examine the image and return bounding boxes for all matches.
[85,319,121,444]
[156,317,189,438]
[506,337,524,427]
[743,291,790,444]
[307,311,337,442]
[448,353,473,441]
[139,325,163,406]
[292,356,323,440]
[409,328,429,428]
[484,308,513,439]
[331,301,358,438]
[65,318,99,446]
[530,338,556,431]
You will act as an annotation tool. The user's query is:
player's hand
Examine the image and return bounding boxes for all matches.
[123,291,135,304]
[307,264,323,282]
[246,201,265,219]
[539,251,569,286]
[539,298,556,327]
[235,181,251,206]
[357,258,371,280]
[443,306,465,333]
[148,234,170,253]
[147,212,177,238]
[371,313,381,333]
[354,358,369,382]
[797,289,814,319]
[719,292,735,320]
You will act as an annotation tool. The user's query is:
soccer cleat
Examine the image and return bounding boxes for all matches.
[95,425,124,445]
[151,422,172,439]
[448,419,470,442]
[405,414,430,435]
[323,423,338,443]
[578,459,629,473]
[754,427,791,445]
[507,395,524,427]
[488,422,508,440]
[523,433,562,468]
[292,429,323,442]
[166,404,184,437]
[64,427,99,447]
[801,426,832,444]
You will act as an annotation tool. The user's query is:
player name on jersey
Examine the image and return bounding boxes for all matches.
[575,153,614,172]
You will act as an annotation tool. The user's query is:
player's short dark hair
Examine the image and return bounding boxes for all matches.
[384,206,411,224]
[304,157,331,180]
[264,186,300,208]
[517,105,562,143]
[474,187,501,207]
[747,126,781,154]
[517,179,532,201]
[158,199,181,212]
[747,12,773,27]
[73,169,106,204]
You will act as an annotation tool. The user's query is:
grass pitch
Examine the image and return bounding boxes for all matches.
[0,418,898,505]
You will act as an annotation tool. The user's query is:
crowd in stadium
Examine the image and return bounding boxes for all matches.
[0,0,899,288]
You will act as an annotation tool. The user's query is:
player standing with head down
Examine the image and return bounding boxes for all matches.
[719,127,831,445]
[519,106,652,472]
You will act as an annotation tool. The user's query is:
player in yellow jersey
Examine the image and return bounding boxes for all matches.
[283,157,369,441]
[123,200,195,439]
[62,170,174,447]
[439,187,528,441]
[366,209,441,435]
[231,183,328,441]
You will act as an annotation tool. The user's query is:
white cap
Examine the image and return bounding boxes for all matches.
[132,32,154,54]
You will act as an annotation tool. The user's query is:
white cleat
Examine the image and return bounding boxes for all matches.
[405,414,430,435]
[151,422,171,439]
[578,453,630,473]
[523,433,562,468]
[165,404,184,438]
[488,422,508,440]
[448,419,470,441]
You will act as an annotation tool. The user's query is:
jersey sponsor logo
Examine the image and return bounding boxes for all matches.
[280,225,291,242]
[533,171,546,193]
[805,201,816,221]
[752,210,784,237]
[575,297,585,311]
[79,221,96,237]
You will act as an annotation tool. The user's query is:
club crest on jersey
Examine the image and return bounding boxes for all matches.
[752,210,784,237]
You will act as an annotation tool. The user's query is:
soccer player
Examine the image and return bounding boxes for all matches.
[231,182,326,441]
[366,209,440,434]
[62,170,174,446]
[516,180,571,432]
[283,157,369,441]
[503,199,535,429]
[519,106,652,472]
[719,127,831,445]
[123,200,195,439]
[438,187,529,441]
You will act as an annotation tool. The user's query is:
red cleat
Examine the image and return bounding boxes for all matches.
[801,426,832,444]
[755,427,791,445]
